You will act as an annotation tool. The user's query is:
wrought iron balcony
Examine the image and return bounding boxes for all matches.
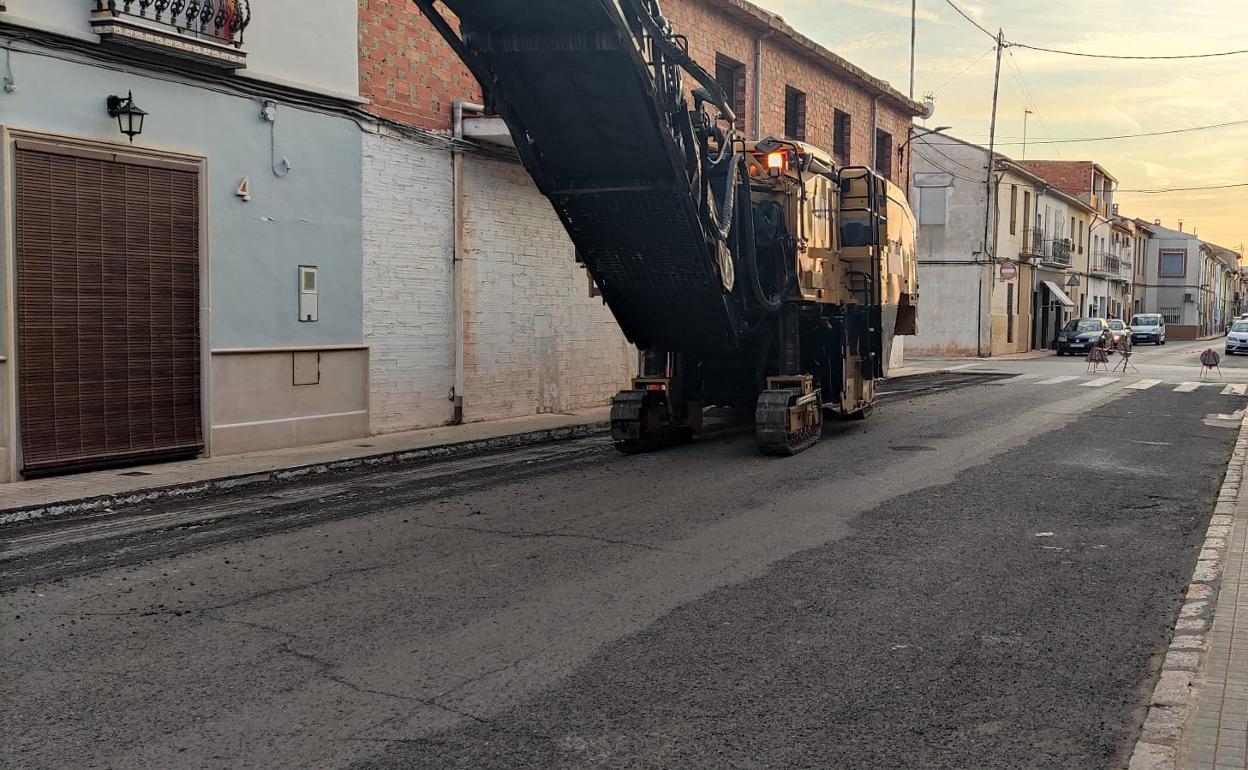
[91,0,251,69]
[1091,251,1121,277]
[1020,227,1045,259]
[1037,237,1073,267]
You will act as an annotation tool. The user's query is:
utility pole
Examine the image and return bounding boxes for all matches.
[1021,109,1033,160]
[909,0,917,100]
[977,28,1005,357]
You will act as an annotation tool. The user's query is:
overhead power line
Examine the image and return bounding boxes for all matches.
[1010,42,1248,60]
[925,118,1248,147]
[1118,182,1248,194]
[942,0,996,42]
[942,0,1248,60]
[931,45,996,95]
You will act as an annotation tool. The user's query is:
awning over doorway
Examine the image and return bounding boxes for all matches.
[1042,280,1076,308]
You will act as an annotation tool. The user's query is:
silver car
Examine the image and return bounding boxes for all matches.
[1227,320,1248,355]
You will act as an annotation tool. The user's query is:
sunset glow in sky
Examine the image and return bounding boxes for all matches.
[750,0,1248,252]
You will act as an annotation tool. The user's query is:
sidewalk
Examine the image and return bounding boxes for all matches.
[0,407,611,526]
[1132,414,1248,769]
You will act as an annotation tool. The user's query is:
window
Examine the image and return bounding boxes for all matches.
[783,86,807,141]
[834,110,851,165]
[715,54,748,135]
[1078,220,1084,254]
[874,129,893,179]
[1160,306,1182,324]
[1023,191,1031,235]
[1159,249,1186,278]
[918,186,947,226]
[1009,186,1018,235]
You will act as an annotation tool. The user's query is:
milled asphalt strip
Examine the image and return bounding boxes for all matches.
[1128,412,1248,770]
[0,422,612,528]
[0,372,1009,530]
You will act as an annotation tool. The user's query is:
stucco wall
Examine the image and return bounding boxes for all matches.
[3,0,360,96]
[0,49,364,349]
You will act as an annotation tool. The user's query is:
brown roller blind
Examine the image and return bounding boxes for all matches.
[15,145,203,475]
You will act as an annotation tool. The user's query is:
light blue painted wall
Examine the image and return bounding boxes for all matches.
[0,47,363,349]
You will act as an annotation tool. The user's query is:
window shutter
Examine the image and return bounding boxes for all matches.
[15,146,203,474]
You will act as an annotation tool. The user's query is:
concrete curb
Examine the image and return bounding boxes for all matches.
[1127,413,1248,769]
[0,421,610,528]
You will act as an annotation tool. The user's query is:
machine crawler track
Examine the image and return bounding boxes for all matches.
[755,389,823,456]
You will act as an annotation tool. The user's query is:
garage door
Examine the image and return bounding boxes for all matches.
[15,143,203,475]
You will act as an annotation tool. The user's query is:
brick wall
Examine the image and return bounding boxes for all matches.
[362,130,455,432]
[662,0,914,188]
[460,157,635,420]
[360,0,917,189]
[1017,161,1094,201]
[358,0,481,129]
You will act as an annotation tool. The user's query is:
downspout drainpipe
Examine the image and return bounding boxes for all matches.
[871,95,880,169]
[753,32,771,139]
[451,100,484,425]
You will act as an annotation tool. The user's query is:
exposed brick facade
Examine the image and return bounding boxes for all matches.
[358,0,922,188]
[1017,161,1095,201]
[358,0,481,129]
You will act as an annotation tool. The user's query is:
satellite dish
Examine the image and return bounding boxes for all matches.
[921,93,937,120]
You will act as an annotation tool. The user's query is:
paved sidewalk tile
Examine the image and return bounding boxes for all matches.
[1180,471,1248,769]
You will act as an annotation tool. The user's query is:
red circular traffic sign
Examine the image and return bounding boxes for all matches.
[999,261,1017,280]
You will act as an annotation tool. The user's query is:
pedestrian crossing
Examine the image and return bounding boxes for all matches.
[993,372,1248,396]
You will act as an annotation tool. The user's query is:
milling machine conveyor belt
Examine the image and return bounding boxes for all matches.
[425,0,739,353]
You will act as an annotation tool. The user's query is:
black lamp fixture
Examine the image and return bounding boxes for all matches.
[106,90,147,143]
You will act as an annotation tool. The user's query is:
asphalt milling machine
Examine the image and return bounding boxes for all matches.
[415,0,919,456]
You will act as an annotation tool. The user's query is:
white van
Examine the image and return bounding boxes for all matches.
[1129,314,1166,345]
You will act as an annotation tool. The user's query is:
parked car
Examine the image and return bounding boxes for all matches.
[1057,318,1110,356]
[1107,319,1128,346]
[1227,320,1248,355]
[1129,313,1167,345]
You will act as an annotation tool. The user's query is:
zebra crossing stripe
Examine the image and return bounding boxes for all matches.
[1126,380,1162,390]
[945,363,981,371]
[1174,382,1204,393]
[1081,378,1117,388]
[1036,375,1079,385]
[1221,384,1247,396]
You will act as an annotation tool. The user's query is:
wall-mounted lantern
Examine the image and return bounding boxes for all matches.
[106,90,147,143]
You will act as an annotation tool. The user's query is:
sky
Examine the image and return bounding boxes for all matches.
[749,0,1248,252]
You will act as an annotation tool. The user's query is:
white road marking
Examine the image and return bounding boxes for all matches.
[1081,378,1117,388]
[1174,382,1205,393]
[1126,380,1162,390]
[1221,384,1247,396]
[1010,374,1041,380]
[1036,375,1079,385]
[944,363,981,371]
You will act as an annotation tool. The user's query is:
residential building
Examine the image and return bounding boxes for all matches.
[1017,161,1124,322]
[908,132,1041,356]
[0,1,365,482]
[1136,222,1239,338]
[358,0,924,434]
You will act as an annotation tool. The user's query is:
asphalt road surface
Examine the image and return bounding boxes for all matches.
[2,341,1242,769]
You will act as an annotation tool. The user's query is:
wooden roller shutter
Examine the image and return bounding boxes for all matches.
[15,145,203,475]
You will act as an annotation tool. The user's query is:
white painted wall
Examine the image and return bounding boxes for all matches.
[363,131,635,434]
[362,130,455,432]
[460,155,635,421]
[2,0,358,97]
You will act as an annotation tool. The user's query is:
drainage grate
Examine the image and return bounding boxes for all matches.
[118,470,153,477]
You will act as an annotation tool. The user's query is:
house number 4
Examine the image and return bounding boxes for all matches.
[236,176,252,202]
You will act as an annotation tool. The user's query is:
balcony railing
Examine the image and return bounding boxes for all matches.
[1091,251,1121,276]
[91,0,251,69]
[1020,227,1045,259]
[1031,236,1073,267]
